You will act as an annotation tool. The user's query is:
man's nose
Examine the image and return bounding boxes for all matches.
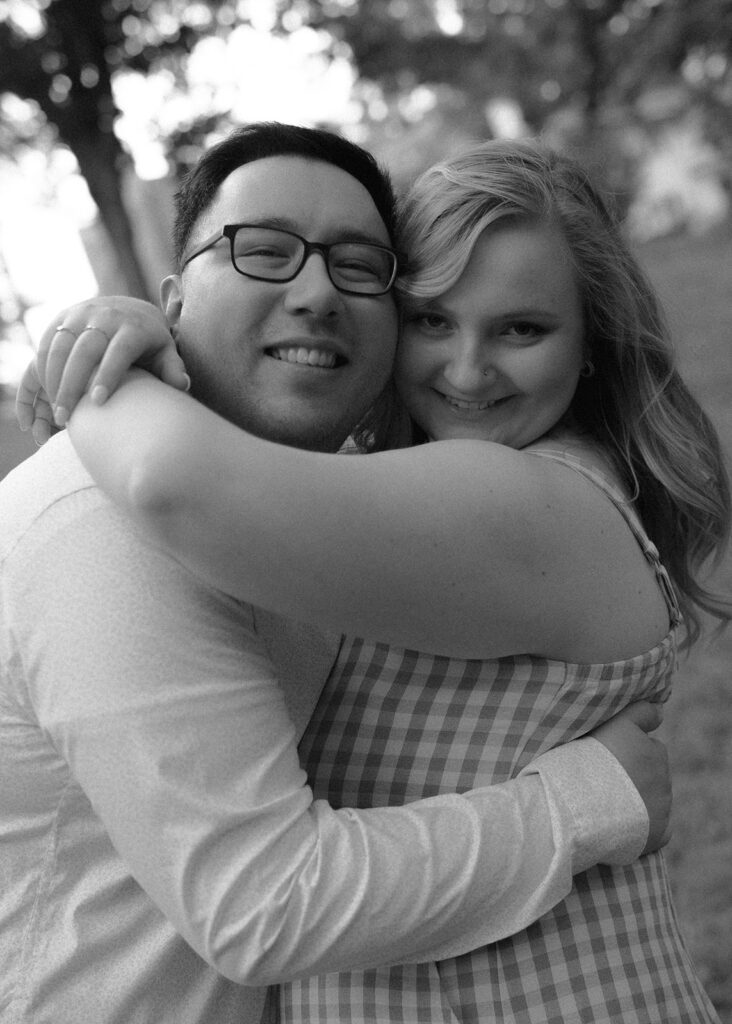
[282,252,341,316]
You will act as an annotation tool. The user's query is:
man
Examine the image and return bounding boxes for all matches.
[3,124,667,1024]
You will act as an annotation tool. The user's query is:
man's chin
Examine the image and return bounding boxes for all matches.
[234,414,350,454]
[193,385,352,453]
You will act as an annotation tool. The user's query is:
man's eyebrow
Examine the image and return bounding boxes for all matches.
[240,217,391,248]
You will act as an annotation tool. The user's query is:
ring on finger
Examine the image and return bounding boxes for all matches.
[54,325,78,340]
[82,324,112,344]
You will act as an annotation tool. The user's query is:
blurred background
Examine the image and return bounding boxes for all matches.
[0,0,730,1014]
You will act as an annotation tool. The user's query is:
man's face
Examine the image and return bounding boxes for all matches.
[162,156,399,451]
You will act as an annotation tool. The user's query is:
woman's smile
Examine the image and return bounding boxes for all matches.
[396,217,586,449]
[437,390,512,413]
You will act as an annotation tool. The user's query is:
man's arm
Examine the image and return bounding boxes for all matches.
[8,480,656,986]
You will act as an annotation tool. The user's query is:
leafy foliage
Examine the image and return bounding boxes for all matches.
[0,0,239,296]
[284,0,732,123]
[0,0,730,292]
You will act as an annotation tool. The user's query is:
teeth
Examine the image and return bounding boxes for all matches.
[444,395,497,410]
[270,346,337,368]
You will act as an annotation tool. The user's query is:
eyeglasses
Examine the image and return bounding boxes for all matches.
[181,224,400,296]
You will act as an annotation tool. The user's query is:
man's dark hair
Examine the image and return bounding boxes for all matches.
[173,122,398,262]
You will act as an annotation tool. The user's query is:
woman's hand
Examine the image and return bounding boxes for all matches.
[16,296,189,443]
[590,701,671,856]
[16,360,57,446]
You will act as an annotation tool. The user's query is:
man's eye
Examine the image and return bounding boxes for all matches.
[239,246,290,259]
[334,258,382,281]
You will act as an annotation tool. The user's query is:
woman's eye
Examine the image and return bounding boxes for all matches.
[409,312,450,333]
[505,322,543,340]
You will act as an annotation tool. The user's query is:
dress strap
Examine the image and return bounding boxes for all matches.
[529,449,682,627]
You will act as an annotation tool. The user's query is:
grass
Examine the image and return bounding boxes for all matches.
[639,224,732,1020]
[1,223,731,1017]
[0,388,37,479]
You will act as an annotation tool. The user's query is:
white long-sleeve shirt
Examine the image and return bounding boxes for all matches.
[0,435,647,1024]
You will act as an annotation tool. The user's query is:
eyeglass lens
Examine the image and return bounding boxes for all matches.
[231,227,394,293]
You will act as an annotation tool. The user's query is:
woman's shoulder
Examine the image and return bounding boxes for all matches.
[524,428,628,494]
[519,430,673,661]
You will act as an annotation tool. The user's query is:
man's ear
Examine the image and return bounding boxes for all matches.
[160,275,183,337]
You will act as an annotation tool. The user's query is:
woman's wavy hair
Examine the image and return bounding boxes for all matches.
[396,139,730,645]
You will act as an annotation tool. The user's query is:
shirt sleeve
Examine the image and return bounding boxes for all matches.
[521,735,649,873]
[14,492,649,986]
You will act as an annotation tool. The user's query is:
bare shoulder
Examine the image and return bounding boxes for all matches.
[514,430,672,662]
[525,427,618,478]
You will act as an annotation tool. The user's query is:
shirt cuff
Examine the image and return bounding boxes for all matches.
[519,736,648,872]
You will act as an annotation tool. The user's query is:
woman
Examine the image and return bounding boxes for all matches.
[24,141,728,1021]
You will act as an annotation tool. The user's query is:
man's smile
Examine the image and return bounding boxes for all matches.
[267,345,344,368]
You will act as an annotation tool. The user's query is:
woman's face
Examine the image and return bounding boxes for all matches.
[395,218,586,449]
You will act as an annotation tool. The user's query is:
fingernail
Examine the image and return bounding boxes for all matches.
[32,421,49,446]
[54,405,68,426]
[91,385,109,405]
[182,373,191,392]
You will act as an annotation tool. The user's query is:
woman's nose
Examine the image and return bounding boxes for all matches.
[443,343,497,391]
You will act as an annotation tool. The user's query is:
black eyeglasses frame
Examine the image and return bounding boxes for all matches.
[180,223,400,296]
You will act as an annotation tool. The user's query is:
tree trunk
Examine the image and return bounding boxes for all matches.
[0,0,154,301]
[69,131,152,300]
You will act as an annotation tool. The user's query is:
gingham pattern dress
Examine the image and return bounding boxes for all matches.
[281,452,721,1024]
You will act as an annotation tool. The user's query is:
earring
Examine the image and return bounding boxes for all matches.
[579,359,595,378]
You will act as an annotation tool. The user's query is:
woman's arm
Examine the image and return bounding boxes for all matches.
[68,372,661,660]
[16,296,188,438]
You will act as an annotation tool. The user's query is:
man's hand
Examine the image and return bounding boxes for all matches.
[16,296,188,442]
[591,701,671,856]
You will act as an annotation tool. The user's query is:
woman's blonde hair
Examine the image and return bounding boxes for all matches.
[397,139,730,645]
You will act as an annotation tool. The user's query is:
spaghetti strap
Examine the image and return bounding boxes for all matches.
[529,448,682,627]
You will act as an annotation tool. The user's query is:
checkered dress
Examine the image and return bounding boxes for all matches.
[280,453,720,1023]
